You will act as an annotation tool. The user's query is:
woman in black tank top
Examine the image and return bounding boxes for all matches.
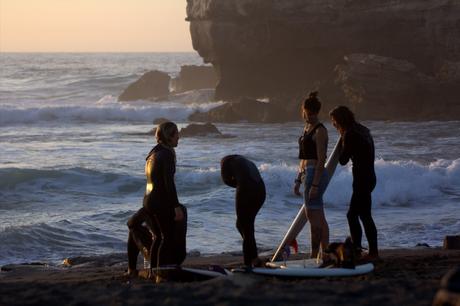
[294,92,330,261]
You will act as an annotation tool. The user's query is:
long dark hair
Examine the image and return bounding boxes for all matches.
[302,91,321,114]
[329,106,356,130]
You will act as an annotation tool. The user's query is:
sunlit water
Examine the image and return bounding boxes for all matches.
[0,53,459,266]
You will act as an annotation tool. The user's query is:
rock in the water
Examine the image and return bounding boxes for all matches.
[168,88,216,104]
[153,117,171,125]
[179,123,222,137]
[172,65,218,92]
[119,70,170,101]
[189,97,294,123]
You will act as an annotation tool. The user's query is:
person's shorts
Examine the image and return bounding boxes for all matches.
[304,166,329,210]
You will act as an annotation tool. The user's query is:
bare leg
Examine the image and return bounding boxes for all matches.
[307,208,329,259]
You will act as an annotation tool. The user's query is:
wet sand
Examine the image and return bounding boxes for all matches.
[1,248,459,306]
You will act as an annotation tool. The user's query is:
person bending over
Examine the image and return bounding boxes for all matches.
[221,155,266,268]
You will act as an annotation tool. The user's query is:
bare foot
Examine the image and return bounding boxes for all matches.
[124,269,138,278]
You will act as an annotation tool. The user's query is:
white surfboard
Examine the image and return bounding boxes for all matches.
[181,267,232,277]
[271,138,342,262]
[140,266,232,281]
[266,258,321,269]
[254,259,374,278]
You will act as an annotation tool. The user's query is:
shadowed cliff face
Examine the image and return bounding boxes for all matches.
[186,0,460,120]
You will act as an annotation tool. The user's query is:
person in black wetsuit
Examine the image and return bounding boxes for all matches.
[126,121,185,277]
[329,106,379,260]
[221,155,266,268]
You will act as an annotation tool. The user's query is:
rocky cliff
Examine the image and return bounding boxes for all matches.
[186,0,460,120]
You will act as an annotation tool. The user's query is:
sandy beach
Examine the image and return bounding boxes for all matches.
[1,248,459,306]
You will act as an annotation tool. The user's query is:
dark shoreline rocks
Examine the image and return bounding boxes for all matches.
[179,122,224,137]
[119,66,217,103]
[172,65,217,93]
[188,97,297,123]
[118,70,170,102]
[186,0,460,121]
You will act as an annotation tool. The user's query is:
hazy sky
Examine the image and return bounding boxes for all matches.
[0,0,193,52]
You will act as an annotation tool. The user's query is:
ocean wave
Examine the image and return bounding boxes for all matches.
[257,158,460,207]
[0,220,125,265]
[0,167,144,196]
[1,158,459,209]
[0,95,224,125]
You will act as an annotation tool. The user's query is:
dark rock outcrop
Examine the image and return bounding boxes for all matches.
[188,97,295,123]
[179,123,222,137]
[153,117,171,125]
[168,88,216,104]
[335,54,460,120]
[119,71,170,102]
[172,65,218,92]
[186,0,460,120]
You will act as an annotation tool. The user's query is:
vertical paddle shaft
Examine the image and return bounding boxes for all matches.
[270,139,342,262]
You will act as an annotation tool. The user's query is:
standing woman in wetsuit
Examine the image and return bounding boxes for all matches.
[126,121,184,276]
[329,106,378,260]
[221,155,266,268]
[294,91,330,259]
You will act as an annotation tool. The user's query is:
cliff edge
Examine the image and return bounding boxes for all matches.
[186,0,460,120]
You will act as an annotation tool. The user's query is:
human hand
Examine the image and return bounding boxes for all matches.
[294,182,302,196]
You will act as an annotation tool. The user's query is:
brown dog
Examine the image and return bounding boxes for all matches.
[323,237,356,269]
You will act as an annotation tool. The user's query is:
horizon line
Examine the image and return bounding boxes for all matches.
[0,51,197,54]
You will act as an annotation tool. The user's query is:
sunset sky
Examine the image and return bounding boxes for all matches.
[0,0,193,52]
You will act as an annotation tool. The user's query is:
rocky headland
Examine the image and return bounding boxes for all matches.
[186,0,460,121]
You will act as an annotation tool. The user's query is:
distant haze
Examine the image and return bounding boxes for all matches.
[0,0,193,52]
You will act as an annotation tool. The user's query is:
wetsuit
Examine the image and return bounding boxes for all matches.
[221,155,266,266]
[339,123,378,256]
[127,143,183,270]
[127,204,187,271]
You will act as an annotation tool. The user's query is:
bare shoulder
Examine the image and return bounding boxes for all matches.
[316,124,328,137]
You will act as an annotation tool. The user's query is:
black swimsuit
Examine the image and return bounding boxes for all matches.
[298,123,325,160]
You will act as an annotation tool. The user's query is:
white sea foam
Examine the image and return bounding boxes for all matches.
[257,158,460,208]
[0,95,224,125]
[2,159,458,208]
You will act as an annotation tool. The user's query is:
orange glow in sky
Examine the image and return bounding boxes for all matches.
[0,0,193,52]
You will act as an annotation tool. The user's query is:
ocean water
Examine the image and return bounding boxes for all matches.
[0,53,459,266]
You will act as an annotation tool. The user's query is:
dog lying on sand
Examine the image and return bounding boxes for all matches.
[322,237,356,269]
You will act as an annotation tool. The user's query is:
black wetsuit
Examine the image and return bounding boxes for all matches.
[127,143,184,270]
[221,155,266,266]
[339,123,378,255]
